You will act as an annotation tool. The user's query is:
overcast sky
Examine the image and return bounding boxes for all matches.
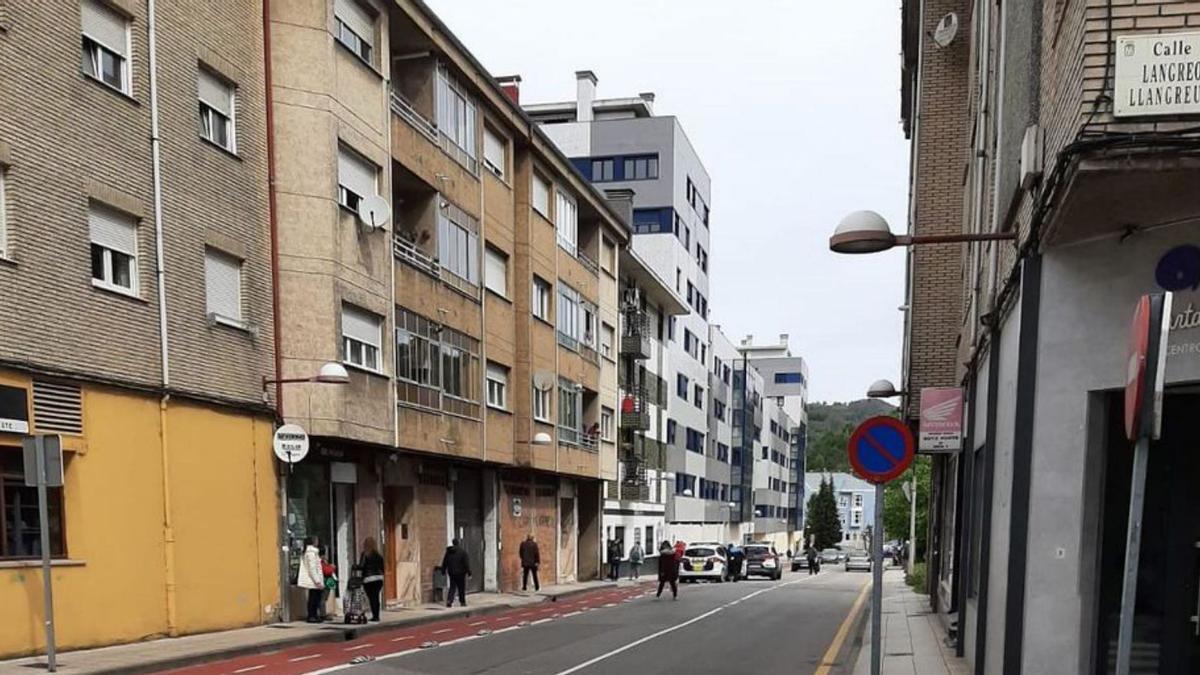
[425,0,909,403]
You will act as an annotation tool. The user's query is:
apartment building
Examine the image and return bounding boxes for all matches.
[268,0,633,609]
[708,327,740,543]
[901,1,1200,672]
[603,248,687,558]
[525,74,724,545]
[0,0,278,656]
[803,473,875,548]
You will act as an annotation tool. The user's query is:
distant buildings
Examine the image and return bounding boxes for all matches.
[803,473,875,548]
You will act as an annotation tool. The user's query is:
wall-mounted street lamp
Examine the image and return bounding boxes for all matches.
[829,210,1014,254]
[263,362,351,391]
[866,379,906,399]
[532,432,553,445]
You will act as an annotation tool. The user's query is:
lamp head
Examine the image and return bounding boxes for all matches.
[532,432,553,446]
[866,379,902,399]
[314,362,350,384]
[830,210,896,254]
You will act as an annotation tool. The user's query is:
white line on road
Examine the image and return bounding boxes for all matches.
[492,625,521,634]
[562,611,582,617]
[441,635,482,647]
[343,643,374,651]
[470,620,488,626]
[288,653,322,662]
[233,666,266,673]
[390,635,413,642]
[432,628,453,634]
[551,577,809,675]
[530,618,553,625]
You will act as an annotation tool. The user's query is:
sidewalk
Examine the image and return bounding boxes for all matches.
[0,579,640,675]
[852,570,969,675]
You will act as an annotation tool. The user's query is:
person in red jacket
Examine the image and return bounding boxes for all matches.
[657,541,680,600]
[673,540,685,562]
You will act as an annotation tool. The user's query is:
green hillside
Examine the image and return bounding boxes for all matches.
[804,399,897,472]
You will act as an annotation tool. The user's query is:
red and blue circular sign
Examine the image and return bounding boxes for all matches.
[847,416,915,484]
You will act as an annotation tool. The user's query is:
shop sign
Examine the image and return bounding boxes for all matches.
[918,387,963,452]
[1156,245,1200,359]
[0,385,30,434]
[1115,32,1200,117]
[272,424,309,464]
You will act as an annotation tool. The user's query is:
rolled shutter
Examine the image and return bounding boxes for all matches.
[198,69,232,117]
[205,248,241,320]
[484,247,506,295]
[483,127,505,175]
[88,204,136,255]
[81,0,128,56]
[342,304,380,348]
[334,0,375,46]
[338,146,377,199]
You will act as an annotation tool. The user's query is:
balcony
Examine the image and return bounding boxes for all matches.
[619,386,651,431]
[390,89,437,144]
[620,308,651,360]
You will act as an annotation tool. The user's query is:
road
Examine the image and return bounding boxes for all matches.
[164,568,870,675]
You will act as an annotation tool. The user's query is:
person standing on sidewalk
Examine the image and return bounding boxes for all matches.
[519,534,541,592]
[727,543,744,582]
[441,538,471,607]
[628,540,644,580]
[297,536,325,623]
[607,539,623,581]
[655,541,679,599]
[359,537,385,622]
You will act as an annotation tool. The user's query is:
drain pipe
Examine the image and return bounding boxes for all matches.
[145,0,178,636]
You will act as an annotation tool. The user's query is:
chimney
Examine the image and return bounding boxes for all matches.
[603,188,635,229]
[779,333,789,345]
[496,75,521,105]
[576,70,597,122]
[638,92,656,114]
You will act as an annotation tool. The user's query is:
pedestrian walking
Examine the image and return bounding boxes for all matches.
[359,537,385,622]
[297,536,325,623]
[656,541,679,599]
[806,545,819,575]
[608,539,623,581]
[628,541,644,580]
[519,534,541,592]
[727,543,744,582]
[441,538,471,607]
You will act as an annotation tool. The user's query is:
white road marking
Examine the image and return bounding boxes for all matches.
[390,635,413,642]
[233,666,266,673]
[288,653,321,662]
[603,603,617,608]
[530,618,553,625]
[469,620,488,626]
[552,577,808,675]
[343,643,374,651]
[562,610,582,617]
[441,635,482,646]
[432,628,453,634]
[492,625,521,634]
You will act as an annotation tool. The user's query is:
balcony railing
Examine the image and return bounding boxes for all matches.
[579,342,601,366]
[389,90,438,144]
[619,386,651,431]
[576,249,600,277]
[393,235,439,277]
[620,309,651,360]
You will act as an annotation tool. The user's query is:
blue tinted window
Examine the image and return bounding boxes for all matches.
[774,372,805,385]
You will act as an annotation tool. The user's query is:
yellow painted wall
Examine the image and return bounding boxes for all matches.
[0,375,278,658]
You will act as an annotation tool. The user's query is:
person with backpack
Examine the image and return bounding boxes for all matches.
[441,538,471,607]
[628,540,645,580]
[727,543,744,582]
[519,534,541,592]
[656,540,679,599]
[607,539,623,581]
[297,536,325,623]
[359,537,385,622]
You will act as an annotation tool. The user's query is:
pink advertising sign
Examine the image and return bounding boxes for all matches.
[919,387,963,452]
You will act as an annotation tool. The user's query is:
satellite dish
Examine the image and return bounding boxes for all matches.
[357,194,391,232]
[533,371,555,391]
[933,13,958,48]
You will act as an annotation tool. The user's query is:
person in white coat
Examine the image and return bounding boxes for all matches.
[297,536,325,622]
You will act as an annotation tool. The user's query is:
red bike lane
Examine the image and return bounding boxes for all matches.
[159,585,650,675]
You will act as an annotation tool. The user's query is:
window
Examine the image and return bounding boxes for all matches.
[693,384,704,409]
[483,125,506,179]
[204,247,243,324]
[601,237,615,274]
[532,275,551,321]
[533,386,552,422]
[601,322,614,359]
[341,303,381,372]
[80,0,129,93]
[838,495,849,508]
[89,203,138,295]
[555,189,577,254]
[714,400,725,421]
[2,453,65,558]
[338,145,377,213]
[761,447,768,460]
[600,407,614,441]
[437,200,479,286]
[532,173,550,218]
[667,419,677,444]
[853,494,863,508]
[484,246,507,297]
[774,372,805,385]
[676,374,688,399]
[558,378,581,443]
[439,326,479,403]
[395,307,441,408]
[591,158,614,182]
[556,283,580,347]
[334,0,375,64]
[851,510,863,528]
[198,67,235,152]
[485,362,508,410]
[686,428,704,453]
[622,155,658,180]
[436,65,477,164]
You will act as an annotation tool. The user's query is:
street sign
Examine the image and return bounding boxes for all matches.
[847,416,915,485]
[23,434,63,487]
[272,424,309,464]
[20,435,60,671]
[918,387,963,452]
[1124,293,1172,441]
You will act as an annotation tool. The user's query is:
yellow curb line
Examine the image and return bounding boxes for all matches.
[815,578,872,675]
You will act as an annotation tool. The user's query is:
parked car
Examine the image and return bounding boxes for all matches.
[820,548,844,564]
[743,544,782,580]
[679,543,729,583]
[845,550,871,572]
[791,555,810,572]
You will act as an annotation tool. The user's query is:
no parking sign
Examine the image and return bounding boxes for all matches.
[847,416,915,485]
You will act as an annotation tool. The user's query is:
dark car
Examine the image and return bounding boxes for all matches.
[743,544,782,580]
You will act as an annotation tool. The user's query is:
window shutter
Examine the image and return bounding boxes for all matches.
[342,304,380,347]
[483,127,505,176]
[484,247,506,296]
[338,146,377,199]
[205,248,241,320]
[334,0,375,46]
[486,362,507,384]
[81,0,127,56]
[88,204,137,254]
[532,174,549,215]
[198,68,232,116]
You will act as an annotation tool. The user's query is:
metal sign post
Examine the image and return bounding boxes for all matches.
[22,435,62,672]
[846,416,916,675]
[1116,293,1171,675]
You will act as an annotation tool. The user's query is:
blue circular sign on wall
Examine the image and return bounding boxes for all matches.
[847,416,915,485]
[1155,244,1200,292]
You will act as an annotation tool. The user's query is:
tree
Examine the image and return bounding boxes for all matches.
[804,477,843,550]
[882,456,931,560]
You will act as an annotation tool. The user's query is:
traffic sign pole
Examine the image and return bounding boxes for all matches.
[35,437,57,672]
[871,482,884,675]
[1115,436,1148,675]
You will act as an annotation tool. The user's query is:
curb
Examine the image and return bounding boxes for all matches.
[56,583,624,675]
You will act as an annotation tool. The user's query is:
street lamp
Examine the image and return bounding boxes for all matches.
[829,210,1014,254]
[262,362,350,390]
[866,379,905,399]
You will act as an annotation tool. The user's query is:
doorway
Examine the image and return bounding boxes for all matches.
[384,486,419,606]
[331,462,357,608]
[559,497,577,583]
[1095,393,1200,674]
[454,468,485,593]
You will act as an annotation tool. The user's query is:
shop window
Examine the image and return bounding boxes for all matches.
[2,452,66,558]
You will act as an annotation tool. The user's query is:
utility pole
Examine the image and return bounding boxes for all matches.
[908,472,916,574]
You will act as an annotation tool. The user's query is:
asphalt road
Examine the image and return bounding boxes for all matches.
[344,568,868,675]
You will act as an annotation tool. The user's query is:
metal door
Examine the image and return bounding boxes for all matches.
[454,469,484,593]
